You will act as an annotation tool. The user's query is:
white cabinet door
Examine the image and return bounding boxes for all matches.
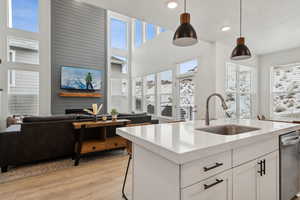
[257,151,279,200]
[233,159,258,200]
[181,170,232,200]
[233,151,279,200]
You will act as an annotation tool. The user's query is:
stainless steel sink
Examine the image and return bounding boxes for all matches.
[197,124,260,135]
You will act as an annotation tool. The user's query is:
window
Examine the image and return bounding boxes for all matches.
[176,59,198,120]
[225,63,254,119]
[111,55,128,74]
[178,78,195,121]
[271,64,300,118]
[111,78,128,96]
[8,70,39,116]
[9,0,39,32]
[133,77,143,112]
[159,70,173,117]
[145,74,156,114]
[8,70,16,87]
[179,59,198,74]
[8,50,16,62]
[146,24,156,41]
[8,36,39,65]
[160,27,167,33]
[135,20,143,48]
[110,18,127,50]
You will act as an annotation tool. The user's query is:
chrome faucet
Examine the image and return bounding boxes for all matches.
[205,93,230,126]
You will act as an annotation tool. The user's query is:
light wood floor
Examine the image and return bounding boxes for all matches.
[0,154,131,200]
[1,154,299,200]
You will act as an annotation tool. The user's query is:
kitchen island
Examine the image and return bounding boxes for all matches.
[117,119,300,200]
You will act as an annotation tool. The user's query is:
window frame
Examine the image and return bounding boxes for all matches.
[107,11,132,112]
[0,0,50,119]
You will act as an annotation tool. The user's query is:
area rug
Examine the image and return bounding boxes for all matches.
[0,150,126,184]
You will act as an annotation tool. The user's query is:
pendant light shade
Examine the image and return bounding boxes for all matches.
[173,0,198,47]
[231,0,251,60]
[231,37,251,60]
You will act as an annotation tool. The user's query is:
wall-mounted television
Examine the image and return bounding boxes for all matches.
[61,66,103,91]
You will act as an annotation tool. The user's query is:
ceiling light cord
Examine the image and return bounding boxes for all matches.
[184,0,187,13]
[240,0,242,37]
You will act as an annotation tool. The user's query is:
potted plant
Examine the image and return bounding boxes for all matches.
[111,109,118,121]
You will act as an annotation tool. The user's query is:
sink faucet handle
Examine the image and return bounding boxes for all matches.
[222,102,229,110]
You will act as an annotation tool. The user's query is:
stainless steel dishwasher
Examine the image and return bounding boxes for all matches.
[280,131,300,200]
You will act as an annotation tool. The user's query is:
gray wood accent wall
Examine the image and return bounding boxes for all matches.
[51,0,107,114]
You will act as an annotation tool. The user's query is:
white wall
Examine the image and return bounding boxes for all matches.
[132,31,216,120]
[37,0,51,116]
[258,47,300,118]
[132,32,260,120]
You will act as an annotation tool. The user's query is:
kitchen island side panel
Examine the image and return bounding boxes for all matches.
[133,144,180,200]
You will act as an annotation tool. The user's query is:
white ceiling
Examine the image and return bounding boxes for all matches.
[85,0,300,55]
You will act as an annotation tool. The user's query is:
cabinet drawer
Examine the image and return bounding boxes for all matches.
[181,151,231,188]
[81,141,106,154]
[106,137,127,150]
[181,170,232,200]
[232,137,278,167]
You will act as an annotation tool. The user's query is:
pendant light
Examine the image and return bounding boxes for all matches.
[231,0,252,60]
[173,0,198,47]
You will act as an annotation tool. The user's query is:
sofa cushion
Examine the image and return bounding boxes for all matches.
[118,112,147,117]
[23,115,78,123]
[120,115,152,124]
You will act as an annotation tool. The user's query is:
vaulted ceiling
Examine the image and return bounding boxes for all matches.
[85,0,300,55]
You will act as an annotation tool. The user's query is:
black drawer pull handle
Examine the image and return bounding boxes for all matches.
[262,159,266,175]
[204,179,224,190]
[203,162,223,172]
[257,160,263,176]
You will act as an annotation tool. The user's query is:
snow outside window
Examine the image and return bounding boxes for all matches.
[158,70,173,117]
[133,77,143,112]
[225,63,254,119]
[144,74,156,114]
[272,64,300,118]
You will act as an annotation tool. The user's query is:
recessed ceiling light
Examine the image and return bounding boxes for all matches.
[221,26,231,32]
[167,1,178,9]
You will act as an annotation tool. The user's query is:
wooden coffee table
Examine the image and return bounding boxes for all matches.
[72,119,130,166]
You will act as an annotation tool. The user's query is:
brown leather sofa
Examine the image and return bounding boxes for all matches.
[0,125,20,173]
[0,113,158,172]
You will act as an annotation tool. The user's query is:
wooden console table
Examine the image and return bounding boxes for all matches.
[72,119,130,166]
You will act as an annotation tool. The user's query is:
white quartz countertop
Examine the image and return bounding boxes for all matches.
[117,119,300,164]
